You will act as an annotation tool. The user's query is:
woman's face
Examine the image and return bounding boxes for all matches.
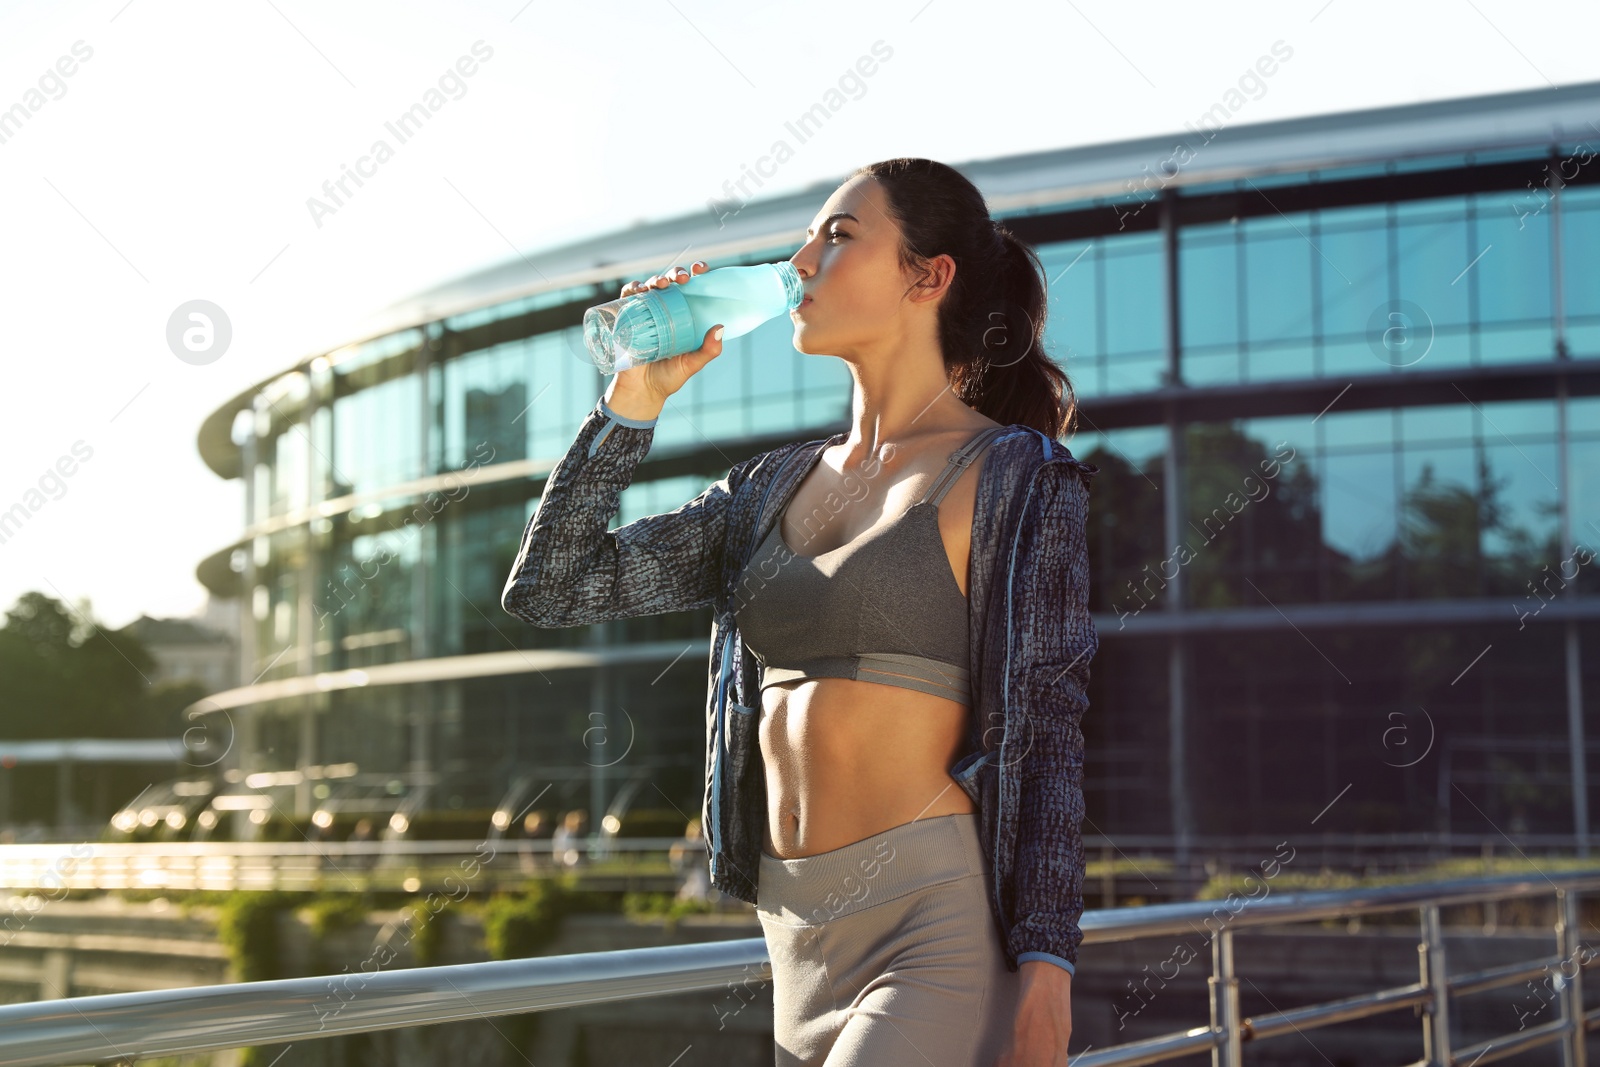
[788,175,928,356]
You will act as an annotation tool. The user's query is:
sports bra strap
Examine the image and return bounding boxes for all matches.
[920,426,1006,507]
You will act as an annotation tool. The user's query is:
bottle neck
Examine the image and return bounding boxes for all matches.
[773,261,804,311]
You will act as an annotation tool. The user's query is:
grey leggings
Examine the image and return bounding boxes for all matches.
[756,813,1022,1066]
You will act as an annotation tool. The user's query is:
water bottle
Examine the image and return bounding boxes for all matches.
[582,261,804,373]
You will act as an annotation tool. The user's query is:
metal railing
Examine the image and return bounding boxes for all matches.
[0,867,1594,1066]
[2,831,1582,897]
[0,837,694,895]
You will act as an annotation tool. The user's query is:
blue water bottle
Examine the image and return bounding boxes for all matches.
[582,261,804,373]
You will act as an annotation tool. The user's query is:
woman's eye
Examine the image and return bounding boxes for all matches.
[826,230,847,243]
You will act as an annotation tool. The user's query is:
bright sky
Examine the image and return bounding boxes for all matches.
[1,0,1596,632]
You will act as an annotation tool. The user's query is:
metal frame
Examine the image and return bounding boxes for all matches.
[0,867,1594,1066]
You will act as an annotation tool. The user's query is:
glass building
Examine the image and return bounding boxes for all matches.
[195,80,1600,849]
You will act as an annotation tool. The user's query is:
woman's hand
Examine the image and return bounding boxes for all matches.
[996,963,1073,1066]
[604,261,724,419]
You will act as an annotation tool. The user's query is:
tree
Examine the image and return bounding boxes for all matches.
[0,592,161,740]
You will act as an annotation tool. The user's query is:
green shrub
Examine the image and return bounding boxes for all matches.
[479,880,569,961]
[408,900,449,966]
[472,887,564,1059]
[620,891,716,930]
[239,1043,292,1067]
[305,893,370,939]
[1197,870,1361,900]
[216,891,300,982]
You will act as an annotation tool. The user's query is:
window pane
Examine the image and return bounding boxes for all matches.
[1400,404,1474,446]
[441,342,529,472]
[1243,230,1313,346]
[1180,234,1239,348]
[1394,209,1472,368]
[528,333,600,462]
[1399,444,1481,598]
[1103,240,1164,364]
[1321,409,1393,450]
[1562,188,1600,357]
[1077,426,1167,616]
[1570,432,1600,598]
[1473,195,1555,362]
[1318,222,1389,377]
[1248,341,1314,382]
[332,375,422,497]
[1180,231,1239,385]
[1480,440,1560,582]
[1321,451,1397,563]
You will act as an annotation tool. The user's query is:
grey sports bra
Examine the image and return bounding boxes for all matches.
[732,426,1007,707]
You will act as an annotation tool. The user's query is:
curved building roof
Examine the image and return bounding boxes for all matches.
[197,78,1600,479]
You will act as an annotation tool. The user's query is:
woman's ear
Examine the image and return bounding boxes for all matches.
[908,252,956,304]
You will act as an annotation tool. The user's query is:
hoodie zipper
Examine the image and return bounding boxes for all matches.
[709,632,735,881]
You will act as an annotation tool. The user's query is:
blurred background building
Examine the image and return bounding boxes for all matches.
[126,598,239,695]
[192,79,1600,853]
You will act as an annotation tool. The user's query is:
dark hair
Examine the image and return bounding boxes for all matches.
[848,157,1078,439]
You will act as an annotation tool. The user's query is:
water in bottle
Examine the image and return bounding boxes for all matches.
[582,261,804,373]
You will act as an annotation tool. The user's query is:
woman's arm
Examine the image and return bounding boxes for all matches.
[1004,459,1099,978]
[500,396,756,627]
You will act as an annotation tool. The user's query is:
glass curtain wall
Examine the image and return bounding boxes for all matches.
[227,150,1598,841]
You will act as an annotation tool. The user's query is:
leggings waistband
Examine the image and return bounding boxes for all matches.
[756,813,984,925]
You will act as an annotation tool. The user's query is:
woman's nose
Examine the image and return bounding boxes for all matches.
[789,249,814,278]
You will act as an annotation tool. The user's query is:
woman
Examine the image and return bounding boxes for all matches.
[503,158,1097,1066]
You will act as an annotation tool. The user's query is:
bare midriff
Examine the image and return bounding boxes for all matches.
[755,421,999,860]
[758,679,977,858]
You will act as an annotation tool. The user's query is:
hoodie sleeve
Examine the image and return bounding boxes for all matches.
[501,396,752,627]
[1005,459,1098,976]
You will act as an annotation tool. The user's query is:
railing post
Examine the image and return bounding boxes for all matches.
[1209,926,1242,1067]
[1419,904,1451,1067]
[1483,841,1497,933]
[1558,888,1588,1067]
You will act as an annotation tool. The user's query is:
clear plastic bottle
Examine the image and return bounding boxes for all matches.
[582,261,804,373]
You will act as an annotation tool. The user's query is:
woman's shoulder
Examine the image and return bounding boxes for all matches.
[983,424,1098,499]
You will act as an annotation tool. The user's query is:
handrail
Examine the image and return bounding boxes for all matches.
[6,829,1584,858]
[0,867,1595,1067]
[0,831,1583,896]
[0,837,695,895]
[1081,868,1600,940]
[0,838,686,857]
[0,940,775,1067]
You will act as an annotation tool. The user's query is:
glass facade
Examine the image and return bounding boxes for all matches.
[1082,397,1598,614]
[200,132,1600,847]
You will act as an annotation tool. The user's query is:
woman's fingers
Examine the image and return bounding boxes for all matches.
[620,261,709,297]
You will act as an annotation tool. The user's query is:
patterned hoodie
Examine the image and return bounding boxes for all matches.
[502,395,1098,975]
